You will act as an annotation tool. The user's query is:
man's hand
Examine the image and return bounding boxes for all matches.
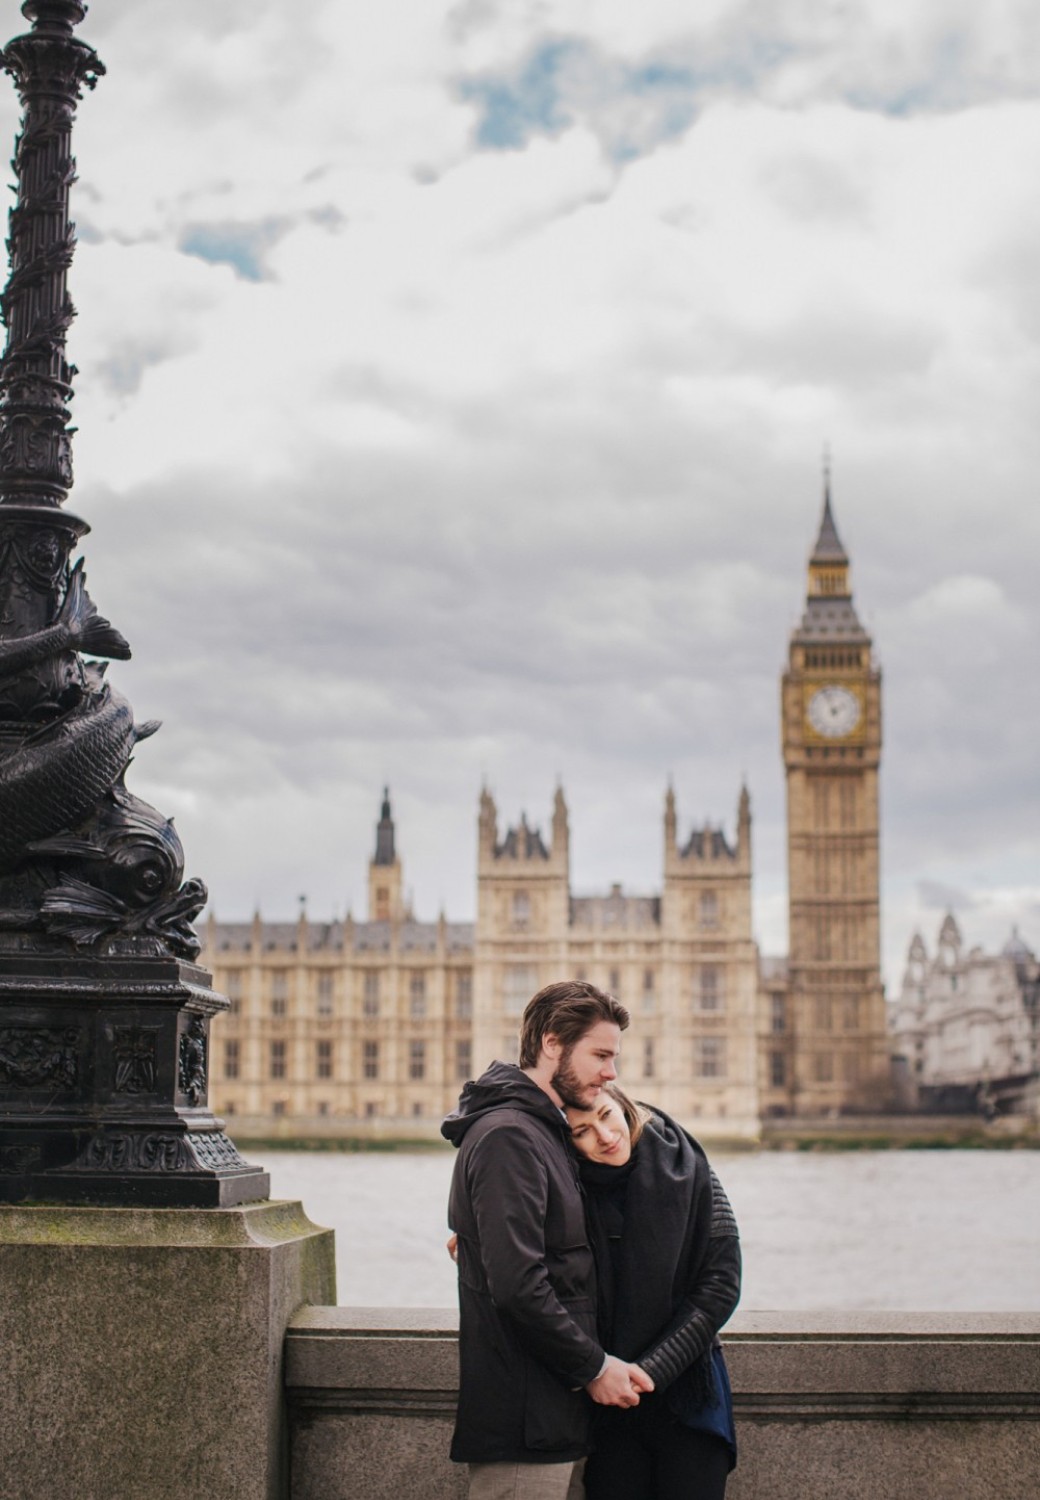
[585,1355,655,1408]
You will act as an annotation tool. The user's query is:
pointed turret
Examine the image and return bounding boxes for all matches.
[938,913,962,967]
[552,783,569,856]
[368,786,403,922]
[736,782,751,864]
[793,464,868,645]
[478,783,498,856]
[903,931,927,989]
[811,461,849,568]
[373,786,396,866]
[806,463,852,601]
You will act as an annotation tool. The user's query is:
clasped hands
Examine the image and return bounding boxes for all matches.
[586,1354,654,1408]
[445,1235,653,1409]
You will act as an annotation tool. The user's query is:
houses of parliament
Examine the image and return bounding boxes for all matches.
[203,488,891,1137]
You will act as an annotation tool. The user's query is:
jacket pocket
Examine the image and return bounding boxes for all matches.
[522,1357,592,1453]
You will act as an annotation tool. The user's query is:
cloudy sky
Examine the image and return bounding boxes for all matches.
[3,0,1036,990]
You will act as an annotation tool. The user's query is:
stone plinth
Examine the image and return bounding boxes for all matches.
[0,1200,336,1500]
[286,1309,1040,1500]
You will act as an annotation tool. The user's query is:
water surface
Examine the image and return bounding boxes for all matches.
[252,1148,1040,1311]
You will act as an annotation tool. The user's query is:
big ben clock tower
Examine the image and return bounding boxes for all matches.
[781,475,890,1114]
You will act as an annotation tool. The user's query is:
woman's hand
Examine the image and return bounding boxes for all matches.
[586,1356,654,1407]
[446,1232,459,1262]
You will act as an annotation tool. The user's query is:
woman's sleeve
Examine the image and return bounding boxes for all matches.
[636,1168,742,1390]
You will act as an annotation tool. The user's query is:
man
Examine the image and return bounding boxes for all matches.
[442,980,654,1500]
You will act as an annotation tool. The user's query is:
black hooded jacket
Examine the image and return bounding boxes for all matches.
[442,1062,606,1464]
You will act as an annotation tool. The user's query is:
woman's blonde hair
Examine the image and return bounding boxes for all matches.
[603,1082,652,1146]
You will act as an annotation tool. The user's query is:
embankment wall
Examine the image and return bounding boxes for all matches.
[286,1308,1040,1500]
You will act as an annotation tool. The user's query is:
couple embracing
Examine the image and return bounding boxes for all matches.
[442,980,741,1500]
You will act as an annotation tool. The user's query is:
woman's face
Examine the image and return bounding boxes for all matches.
[567,1094,632,1166]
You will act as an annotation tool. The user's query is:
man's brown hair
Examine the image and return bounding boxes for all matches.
[518,979,630,1069]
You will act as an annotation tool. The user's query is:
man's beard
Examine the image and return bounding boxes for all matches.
[551,1046,599,1109]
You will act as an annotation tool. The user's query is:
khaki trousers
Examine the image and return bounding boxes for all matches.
[468,1458,586,1500]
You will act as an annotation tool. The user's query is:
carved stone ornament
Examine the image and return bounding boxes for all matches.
[67,1127,249,1176]
[71,1130,192,1174]
[187,1131,248,1171]
[0,1142,42,1174]
[112,1024,158,1095]
[178,1013,207,1105]
[0,1022,77,1088]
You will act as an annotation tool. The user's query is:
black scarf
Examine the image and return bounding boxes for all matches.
[580,1107,715,1406]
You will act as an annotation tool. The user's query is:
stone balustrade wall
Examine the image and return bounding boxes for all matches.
[286,1309,1040,1500]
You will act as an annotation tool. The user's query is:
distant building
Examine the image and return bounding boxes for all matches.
[889,916,1040,1116]
[203,485,892,1136]
[203,781,760,1135]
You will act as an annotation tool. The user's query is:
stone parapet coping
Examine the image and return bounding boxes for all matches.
[288,1306,1040,1339]
[0,1198,327,1247]
[285,1309,1040,1406]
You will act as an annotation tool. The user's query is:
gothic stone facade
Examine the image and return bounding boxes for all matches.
[889,916,1040,1117]
[202,781,761,1137]
[202,492,891,1137]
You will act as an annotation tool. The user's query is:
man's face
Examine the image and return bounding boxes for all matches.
[549,1020,621,1109]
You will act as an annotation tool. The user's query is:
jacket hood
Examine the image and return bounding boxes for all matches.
[638,1104,709,1175]
[441,1060,565,1146]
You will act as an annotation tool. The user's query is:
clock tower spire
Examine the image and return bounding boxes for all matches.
[776,474,889,1116]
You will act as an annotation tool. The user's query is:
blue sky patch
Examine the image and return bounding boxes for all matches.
[459,39,579,149]
[179,219,289,281]
[456,34,837,161]
[457,38,708,161]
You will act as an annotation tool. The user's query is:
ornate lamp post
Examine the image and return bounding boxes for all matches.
[0,0,268,1205]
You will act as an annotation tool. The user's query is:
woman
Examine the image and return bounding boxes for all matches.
[566,1084,740,1500]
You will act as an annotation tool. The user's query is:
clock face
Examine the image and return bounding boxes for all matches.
[807,685,861,738]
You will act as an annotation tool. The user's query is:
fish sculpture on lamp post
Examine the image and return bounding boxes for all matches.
[0,0,268,1205]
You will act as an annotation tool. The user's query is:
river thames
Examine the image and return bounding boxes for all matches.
[251,1147,1040,1311]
